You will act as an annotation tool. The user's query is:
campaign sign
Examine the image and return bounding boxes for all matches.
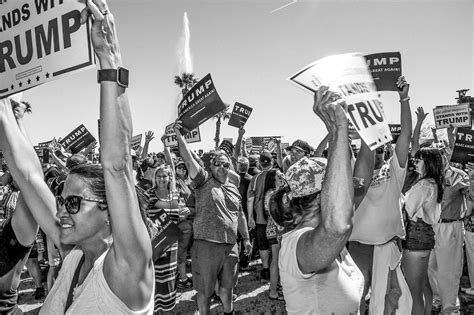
[219,140,234,157]
[451,127,474,164]
[389,124,401,143]
[59,124,96,154]
[177,73,226,133]
[131,134,142,151]
[288,53,392,150]
[163,124,201,147]
[0,0,95,98]
[150,209,183,262]
[433,103,471,129]
[364,52,401,91]
[37,140,53,148]
[228,102,253,128]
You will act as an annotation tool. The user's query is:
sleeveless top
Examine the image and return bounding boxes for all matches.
[40,248,154,314]
[279,227,364,315]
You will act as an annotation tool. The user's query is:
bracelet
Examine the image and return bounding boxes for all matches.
[399,97,410,102]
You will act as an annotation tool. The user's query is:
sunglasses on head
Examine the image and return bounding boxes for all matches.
[56,195,107,214]
[213,161,230,169]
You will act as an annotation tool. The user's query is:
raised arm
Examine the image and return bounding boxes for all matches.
[395,76,412,167]
[0,98,60,250]
[314,133,329,157]
[141,130,154,159]
[232,126,245,169]
[84,0,153,305]
[173,120,200,179]
[297,88,354,274]
[411,107,428,154]
[353,140,374,209]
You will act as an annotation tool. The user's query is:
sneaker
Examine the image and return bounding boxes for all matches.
[176,277,193,290]
[260,268,270,280]
[34,287,45,300]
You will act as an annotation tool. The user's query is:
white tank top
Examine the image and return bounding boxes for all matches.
[40,248,154,314]
[279,227,364,315]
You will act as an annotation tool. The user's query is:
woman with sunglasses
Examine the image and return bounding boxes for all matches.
[401,147,444,315]
[0,1,154,313]
[269,87,364,314]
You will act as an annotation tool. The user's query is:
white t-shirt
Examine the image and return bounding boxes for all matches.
[279,227,364,315]
[40,248,154,315]
[405,178,441,225]
[350,154,407,244]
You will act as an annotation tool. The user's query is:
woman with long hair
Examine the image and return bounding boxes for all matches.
[0,1,154,313]
[402,147,444,315]
[263,169,286,301]
[148,165,189,313]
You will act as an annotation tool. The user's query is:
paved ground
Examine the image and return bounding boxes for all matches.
[17,260,474,314]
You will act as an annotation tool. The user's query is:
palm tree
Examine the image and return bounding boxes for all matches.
[174,73,198,96]
[214,104,231,150]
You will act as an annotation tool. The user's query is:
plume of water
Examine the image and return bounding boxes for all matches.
[178,12,193,75]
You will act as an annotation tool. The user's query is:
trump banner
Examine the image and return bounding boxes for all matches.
[288,53,392,150]
[433,103,471,129]
[0,0,95,98]
[177,73,226,134]
[451,127,474,165]
[59,124,96,154]
[228,102,253,128]
[364,52,401,91]
[164,124,201,147]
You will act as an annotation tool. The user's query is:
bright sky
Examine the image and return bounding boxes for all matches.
[21,0,472,153]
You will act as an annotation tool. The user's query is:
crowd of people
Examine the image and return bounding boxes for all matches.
[0,1,473,314]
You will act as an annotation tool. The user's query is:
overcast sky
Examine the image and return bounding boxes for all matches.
[21,0,473,152]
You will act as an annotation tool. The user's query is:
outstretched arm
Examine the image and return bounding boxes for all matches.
[141,130,154,159]
[173,120,200,179]
[411,106,428,154]
[296,88,354,274]
[395,76,412,167]
[83,0,153,309]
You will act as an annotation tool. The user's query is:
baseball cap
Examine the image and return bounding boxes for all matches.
[285,157,327,199]
[259,150,272,163]
[156,152,165,158]
[287,139,313,154]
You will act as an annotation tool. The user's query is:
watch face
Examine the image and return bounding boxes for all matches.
[117,67,129,87]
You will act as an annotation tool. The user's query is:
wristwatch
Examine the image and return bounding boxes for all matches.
[97,67,129,88]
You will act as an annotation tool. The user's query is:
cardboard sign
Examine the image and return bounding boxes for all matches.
[163,124,201,147]
[228,102,253,128]
[389,124,401,143]
[131,134,142,151]
[149,209,183,262]
[433,103,471,129]
[451,127,474,164]
[37,140,53,148]
[0,0,95,98]
[177,73,226,133]
[288,53,392,150]
[59,124,96,154]
[365,52,401,91]
[245,137,280,154]
[219,140,234,157]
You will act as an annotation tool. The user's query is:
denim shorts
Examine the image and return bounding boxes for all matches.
[402,218,435,251]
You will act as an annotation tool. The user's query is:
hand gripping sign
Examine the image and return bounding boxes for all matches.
[164,123,201,147]
[288,53,392,150]
[0,0,94,98]
[228,102,253,128]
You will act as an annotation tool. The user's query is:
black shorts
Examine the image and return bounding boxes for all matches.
[255,224,269,251]
[402,218,435,251]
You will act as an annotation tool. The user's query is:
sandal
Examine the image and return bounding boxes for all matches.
[268,292,284,301]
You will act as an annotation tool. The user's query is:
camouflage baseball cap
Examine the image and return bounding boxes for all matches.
[285,157,327,199]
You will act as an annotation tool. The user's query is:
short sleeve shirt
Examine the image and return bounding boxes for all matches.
[192,167,242,244]
[405,179,441,225]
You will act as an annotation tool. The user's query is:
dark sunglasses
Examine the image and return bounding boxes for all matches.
[176,165,187,170]
[213,161,230,169]
[56,195,107,214]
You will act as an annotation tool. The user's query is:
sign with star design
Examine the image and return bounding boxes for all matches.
[0,0,95,98]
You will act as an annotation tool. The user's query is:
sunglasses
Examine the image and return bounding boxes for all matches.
[213,161,230,169]
[56,195,107,214]
[176,165,186,170]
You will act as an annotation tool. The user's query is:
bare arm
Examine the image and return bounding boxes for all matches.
[314,133,329,157]
[411,107,428,154]
[141,130,154,159]
[296,88,354,274]
[0,98,60,251]
[275,138,283,168]
[233,127,245,169]
[353,140,374,209]
[395,76,412,167]
[84,1,153,309]
[173,120,200,179]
